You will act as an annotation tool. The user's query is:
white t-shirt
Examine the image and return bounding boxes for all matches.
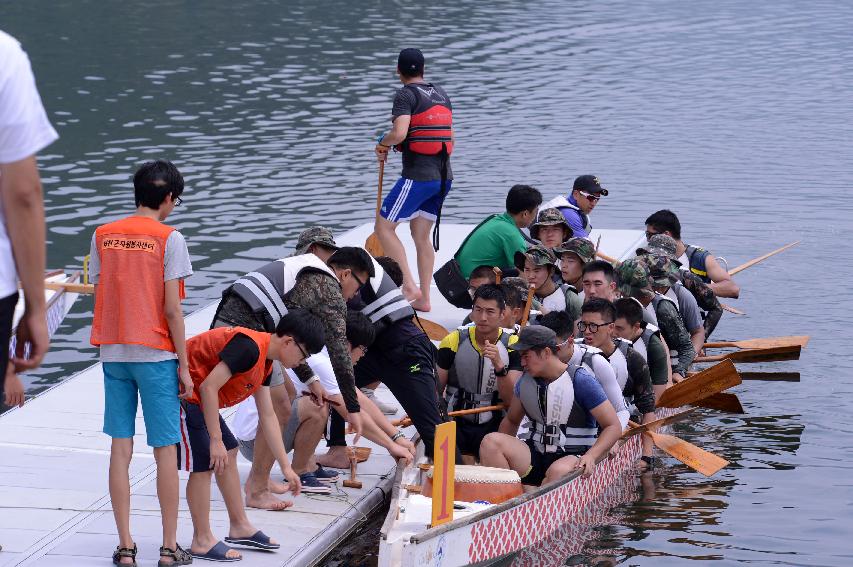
[0,31,59,298]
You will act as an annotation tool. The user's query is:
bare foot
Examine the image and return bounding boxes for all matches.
[402,282,422,303]
[316,448,351,469]
[245,490,294,511]
[269,478,290,494]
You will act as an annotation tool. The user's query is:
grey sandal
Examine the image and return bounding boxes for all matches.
[112,543,138,567]
[159,544,193,566]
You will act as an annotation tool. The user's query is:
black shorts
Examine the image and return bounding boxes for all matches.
[456,414,503,459]
[177,401,239,473]
[0,292,18,406]
[522,440,574,487]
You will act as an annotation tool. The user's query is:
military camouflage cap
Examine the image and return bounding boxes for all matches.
[530,207,573,241]
[554,237,596,264]
[514,244,558,271]
[644,254,680,288]
[502,276,530,299]
[616,258,653,297]
[636,234,682,265]
[293,226,339,256]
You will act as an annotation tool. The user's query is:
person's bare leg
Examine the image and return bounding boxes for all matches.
[216,448,282,542]
[375,215,420,303]
[542,455,580,486]
[187,471,241,560]
[245,383,293,510]
[479,433,532,476]
[409,216,435,312]
[316,396,351,469]
[152,445,179,563]
[109,438,135,565]
[291,399,327,474]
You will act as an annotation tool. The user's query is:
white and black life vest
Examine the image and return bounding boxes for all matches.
[229,254,338,330]
[359,256,414,335]
[631,323,661,361]
[540,195,592,234]
[446,327,512,424]
[681,244,712,284]
[516,364,598,455]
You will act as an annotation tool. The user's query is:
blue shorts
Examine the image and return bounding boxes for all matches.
[380,177,452,223]
[103,360,180,448]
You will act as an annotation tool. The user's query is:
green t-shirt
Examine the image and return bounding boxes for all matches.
[456,213,528,278]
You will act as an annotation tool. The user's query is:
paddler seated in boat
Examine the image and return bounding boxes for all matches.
[211,239,374,510]
[454,184,542,279]
[637,234,724,338]
[555,237,596,301]
[579,299,657,468]
[516,244,582,323]
[613,297,671,402]
[479,325,622,486]
[459,265,500,325]
[462,275,534,330]
[530,207,573,250]
[178,308,323,561]
[616,259,695,383]
[580,259,620,305]
[232,311,413,496]
[437,284,522,463]
[539,175,608,239]
[538,310,630,430]
[645,209,740,298]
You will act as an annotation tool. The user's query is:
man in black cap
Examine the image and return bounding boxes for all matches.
[374,48,454,312]
[541,175,608,239]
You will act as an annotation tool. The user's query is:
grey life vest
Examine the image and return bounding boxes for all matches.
[446,327,512,424]
[359,257,414,335]
[229,254,337,330]
[632,323,661,361]
[516,365,598,455]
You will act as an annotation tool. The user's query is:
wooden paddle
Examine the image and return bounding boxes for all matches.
[394,404,506,428]
[630,420,729,477]
[694,344,801,364]
[738,371,800,382]
[728,240,799,276]
[690,392,745,413]
[520,284,535,326]
[414,317,450,342]
[721,303,745,315]
[704,336,810,350]
[364,160,386,257]
[620,408,698,439]
[657,359,741,408]
[595,250,618,264]
[44,281,94,294]
[493,267,502,284]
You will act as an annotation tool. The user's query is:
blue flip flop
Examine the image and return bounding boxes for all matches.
[224,530,280,551]
[191,541,240,562]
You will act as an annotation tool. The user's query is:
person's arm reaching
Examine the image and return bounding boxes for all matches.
[704,256,739,299]
[498,394,525,437]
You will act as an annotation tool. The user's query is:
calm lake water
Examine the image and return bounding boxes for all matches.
[4,0,853,564]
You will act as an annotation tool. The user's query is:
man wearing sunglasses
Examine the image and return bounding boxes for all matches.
[540,175,608,239]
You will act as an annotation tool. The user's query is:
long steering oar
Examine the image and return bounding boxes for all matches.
[657,359,741,408]
[365,160,386,257]
[394,404,505,428]
[414,317,450,342]
[44,281,94,294]
[630,420,729,477]
[704,336,810,351]
[728,240,799,276]
[694,344,801,364]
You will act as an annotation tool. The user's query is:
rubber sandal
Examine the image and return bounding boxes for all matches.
[224,530,280,551]
[159,543,193,566]
[112,543,138,566]
[191,541,241,562]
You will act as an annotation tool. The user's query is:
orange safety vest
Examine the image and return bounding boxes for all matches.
[185,327,273,408]
[90,216,184,351]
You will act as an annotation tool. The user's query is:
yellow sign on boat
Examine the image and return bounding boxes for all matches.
[431,421,456,527]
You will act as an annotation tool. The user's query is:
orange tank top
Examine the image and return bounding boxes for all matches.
[185,327,273,408]
[90,216,180,351]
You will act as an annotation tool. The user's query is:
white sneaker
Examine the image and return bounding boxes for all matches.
[360,387,398,415]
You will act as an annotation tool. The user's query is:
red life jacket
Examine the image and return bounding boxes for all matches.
[396,83,453,156]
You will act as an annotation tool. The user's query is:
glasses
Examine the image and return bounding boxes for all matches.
[351,271,367,292]
[577,321,613,333]
[295,341,309,362]
[578,191,601,202]
[174,196,183,206]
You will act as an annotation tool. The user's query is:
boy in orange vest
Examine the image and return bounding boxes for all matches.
[89,160,194,566]
[179,308,324,561]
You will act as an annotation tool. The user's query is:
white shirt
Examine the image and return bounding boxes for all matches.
[0,31,59,298]
[570,341,630,429]
[541,286,567,312]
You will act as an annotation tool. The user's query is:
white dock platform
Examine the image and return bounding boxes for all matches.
[0,222,644,567]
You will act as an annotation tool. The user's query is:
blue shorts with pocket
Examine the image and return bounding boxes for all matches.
[177,400,240,473]
[380,177,452,223]
[103,360,180,448]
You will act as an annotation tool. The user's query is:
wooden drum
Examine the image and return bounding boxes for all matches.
[422,465,523,505]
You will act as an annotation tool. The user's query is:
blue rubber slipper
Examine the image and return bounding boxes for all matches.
[224,530,280,551]
[191,541,240,562]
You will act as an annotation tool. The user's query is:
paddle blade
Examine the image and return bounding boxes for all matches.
[705,336,810,350]
[623,408,698,439]
[647,430,729,477]
[727,345,801,363]
[721,303,745,315]
[365,233,384,257]
[690,392,745,413]
[657,359,741,408]
[739,371,800,382]
[414,317,450,341]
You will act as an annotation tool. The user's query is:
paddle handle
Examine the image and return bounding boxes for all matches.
[374,160,385,218]
[703,341,736,348]
[493,267,502,284]
[44,281,94,294]
[520,285,535,326]
[393,404,506,428]
[693,353,728,362]
[728,240,799,275]
[595,250,618,264]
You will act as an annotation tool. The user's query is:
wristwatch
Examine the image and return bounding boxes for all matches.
[495,364,509,377]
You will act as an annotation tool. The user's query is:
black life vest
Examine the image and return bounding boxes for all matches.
[359,257,415,336]
[396,83,453,156]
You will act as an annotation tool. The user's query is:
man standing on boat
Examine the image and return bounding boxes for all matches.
[541,175,608,239]
[374,48,453,312]
[0,30,58,410]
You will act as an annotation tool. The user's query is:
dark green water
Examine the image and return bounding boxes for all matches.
[3,0,852,564]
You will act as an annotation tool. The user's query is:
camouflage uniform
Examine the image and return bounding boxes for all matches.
[555,237,596,265]
[530,207,573,244]
[515,245,582,323]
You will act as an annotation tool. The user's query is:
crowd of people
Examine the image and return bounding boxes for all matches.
[0,35,743,566]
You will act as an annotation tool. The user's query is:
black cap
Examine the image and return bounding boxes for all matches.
[573,175,609,196]
[398,48,424,77]
[512,325,558,352]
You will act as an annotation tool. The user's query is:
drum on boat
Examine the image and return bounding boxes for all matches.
[422,464,523,504]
